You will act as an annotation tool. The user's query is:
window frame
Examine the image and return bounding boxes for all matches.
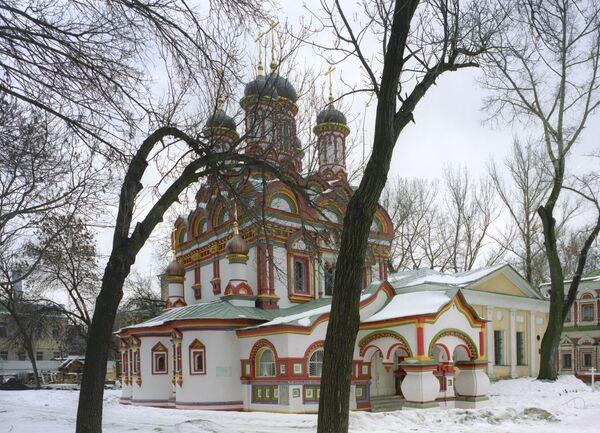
[256,348,276,378]
[583,352,593,368]
[516,331,526,366]
[493,330,505,366]
[292,255,310,295]
[36,351,43,361]
[562,353,572,369]
[189,339,206,375]
[581,303,595,322]
[308,349,324,378]
[0,322,8,338]
[324,263,335,297]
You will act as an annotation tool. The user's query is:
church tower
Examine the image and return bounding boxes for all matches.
[314,71,349,181]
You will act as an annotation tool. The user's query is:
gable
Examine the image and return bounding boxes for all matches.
[470,273,528,298]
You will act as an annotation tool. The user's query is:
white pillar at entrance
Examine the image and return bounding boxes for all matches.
[510,308,517,377]
[529,312,537,377]
[486,306,494,379]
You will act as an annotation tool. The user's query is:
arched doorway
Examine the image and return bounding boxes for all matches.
[391,347,409,396]
[370,351,395,397]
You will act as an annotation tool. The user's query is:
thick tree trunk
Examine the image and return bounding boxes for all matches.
[537,205,564,380]
[317,2,420,432]
[76,257,129,433]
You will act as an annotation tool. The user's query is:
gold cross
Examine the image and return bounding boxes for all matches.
[255,22,278,75]
[324,66,336,103]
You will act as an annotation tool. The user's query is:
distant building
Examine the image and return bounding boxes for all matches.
[544,271,600,382]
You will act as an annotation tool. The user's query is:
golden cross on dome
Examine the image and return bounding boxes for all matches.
[233,201,240,235]
[324,66,336,103]
[255,21,278,76]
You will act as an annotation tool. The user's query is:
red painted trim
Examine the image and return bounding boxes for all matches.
[188,339,206,375]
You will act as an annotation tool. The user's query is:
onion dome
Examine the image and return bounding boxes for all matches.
[268,73,298,102]
[317,103,347,125]
[205,108,236,131]
[244,75,278,99]
[225,222,249,255]
[166,259,185,277]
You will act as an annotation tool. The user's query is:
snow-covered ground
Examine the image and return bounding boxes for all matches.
[1,376,599,433]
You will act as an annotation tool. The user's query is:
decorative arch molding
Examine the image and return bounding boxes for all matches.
[249,339,279,365]
[427,328,478,360]
[362,345,383,360]
[151,342,168,353]
[268,190,299,214]
[579,291,595,300]
[358,331,413,359]
[286,229,318,253]
[579,335,595,345]
[172,217,187,247]
[303,340,325,360]
[188,209,207,238]
[431,343,450,362]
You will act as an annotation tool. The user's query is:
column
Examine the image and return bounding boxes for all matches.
[486,306,494,378]
[454,360,490,409]
[509,308,517,377]
[529,312,537,377]
[400,361,440,409]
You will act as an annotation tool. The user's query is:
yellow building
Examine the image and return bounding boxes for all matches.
[390,264,549,379]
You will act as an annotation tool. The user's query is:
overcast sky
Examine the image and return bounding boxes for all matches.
[95,0,600,285]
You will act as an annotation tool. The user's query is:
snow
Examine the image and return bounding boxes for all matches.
[2,376,599,433]
[389,264,506,288]
[364,291,451,322]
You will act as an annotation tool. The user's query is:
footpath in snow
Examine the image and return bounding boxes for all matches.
[0,376,598,433]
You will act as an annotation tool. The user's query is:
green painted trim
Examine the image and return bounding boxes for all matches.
[563,324,600,332]
[427,328,478,359]
[358,330,414,358]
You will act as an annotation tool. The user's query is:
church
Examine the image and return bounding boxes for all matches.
[117,54,547,413]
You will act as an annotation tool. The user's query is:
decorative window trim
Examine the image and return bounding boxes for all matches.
[580,303,595,322]
[292,255,310,295]
[189,339,206,375]
[308,349,324,378]
[151,342,168,375]
[256,348,276,377]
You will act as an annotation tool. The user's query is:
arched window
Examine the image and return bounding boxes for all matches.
[257,348,276,377]
[308,349,324,377]
[189,339,206,375]
[151,342,168,375]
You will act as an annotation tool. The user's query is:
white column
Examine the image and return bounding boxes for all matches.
[486,306,494,378]
[529,312,537,377]
[510,308,517,378]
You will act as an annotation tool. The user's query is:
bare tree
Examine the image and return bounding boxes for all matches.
[482,0,600,379]
[304,1,504,432]
[488,139,551,285]
[28,215,100,340]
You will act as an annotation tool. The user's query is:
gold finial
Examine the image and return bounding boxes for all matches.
[233,201,239,235]
[269,21,279,72]
[256,22,278,76]
[217,95,224,110]
[324,66,336,104]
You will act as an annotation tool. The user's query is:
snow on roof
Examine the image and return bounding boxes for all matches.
[389,264,506,289]
[254,294,370,328]
[364,291,452,323]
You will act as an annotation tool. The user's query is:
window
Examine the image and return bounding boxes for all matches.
[494,330,505,365]
[53,352,60,359]
[324,263,335,297]
[0,351,7,360]
[516,332,526,366]
[293,257,309,294]
[583,353,593,368]
[562,353,572,369]
[152,343,168,375]
[0,322,7,338]
[52,327,60,339]
[582,304,594,322]
[36,352,43,361]
[257,348,276,377]
[189,339,206,375]
[564,308,572,322]
[308,349,324,377]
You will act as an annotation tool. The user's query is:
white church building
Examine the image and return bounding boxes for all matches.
[117,59,547,413]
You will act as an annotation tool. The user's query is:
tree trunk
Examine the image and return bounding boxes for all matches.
[537,205,564,380]
[76,257,129,433]
[23,335,41,389]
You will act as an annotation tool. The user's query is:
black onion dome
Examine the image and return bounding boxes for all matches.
[244,75,278,99]
[166,259,185,277]
[205,109,236,130]
[316,104,347,125]
[268,73,298,102]
[225,233,249,255]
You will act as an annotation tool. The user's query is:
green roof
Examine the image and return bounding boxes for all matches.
[122,300,278,330]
